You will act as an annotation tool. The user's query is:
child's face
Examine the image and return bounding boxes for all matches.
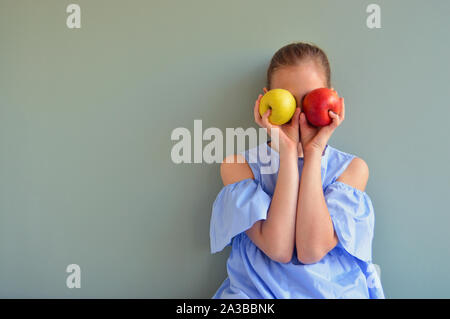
[270,61,327,111]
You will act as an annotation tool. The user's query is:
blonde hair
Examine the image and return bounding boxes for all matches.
[266,42,331,89]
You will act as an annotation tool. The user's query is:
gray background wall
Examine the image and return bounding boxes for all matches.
[1,0,449,298]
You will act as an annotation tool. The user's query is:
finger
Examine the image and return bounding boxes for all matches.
[263,87,268,93]
[299,112,308,130]
[340,97,345,120]
[299,112,310,134]
[318,113,340,139]
[299,112,306,126]
[328,110,340,128]
[253,94,264,126]
[289,107,301,128]
[261,108,274,132]
[299,112,314,129]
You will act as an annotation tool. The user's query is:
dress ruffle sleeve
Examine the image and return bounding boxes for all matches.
[210,178,272,254]
[324,181,375,262]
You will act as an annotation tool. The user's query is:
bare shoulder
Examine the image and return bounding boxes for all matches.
[336,157,369,192]
[220,154,254,186]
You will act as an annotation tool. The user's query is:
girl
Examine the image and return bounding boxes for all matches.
[209,42,384,298]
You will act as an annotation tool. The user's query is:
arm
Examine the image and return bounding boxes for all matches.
[221,146,299,263]
[295,154,369,264]
[221,87,302,263]
[295,97,369,264]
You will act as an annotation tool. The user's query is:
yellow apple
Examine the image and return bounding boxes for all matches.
[259,89,297,125]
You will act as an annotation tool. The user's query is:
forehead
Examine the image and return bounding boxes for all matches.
[270,62,326,99]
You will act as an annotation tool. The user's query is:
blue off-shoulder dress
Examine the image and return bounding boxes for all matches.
[209,141,385,299]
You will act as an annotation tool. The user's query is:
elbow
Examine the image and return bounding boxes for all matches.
[271,252,292,264]
[296,246,327,265]
[296,235,338,264]
[267,247,293,264]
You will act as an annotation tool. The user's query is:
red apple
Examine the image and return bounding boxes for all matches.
[302,88,342,127]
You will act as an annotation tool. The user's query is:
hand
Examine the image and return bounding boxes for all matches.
[299,95,345,157]
[254,87,301,154]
